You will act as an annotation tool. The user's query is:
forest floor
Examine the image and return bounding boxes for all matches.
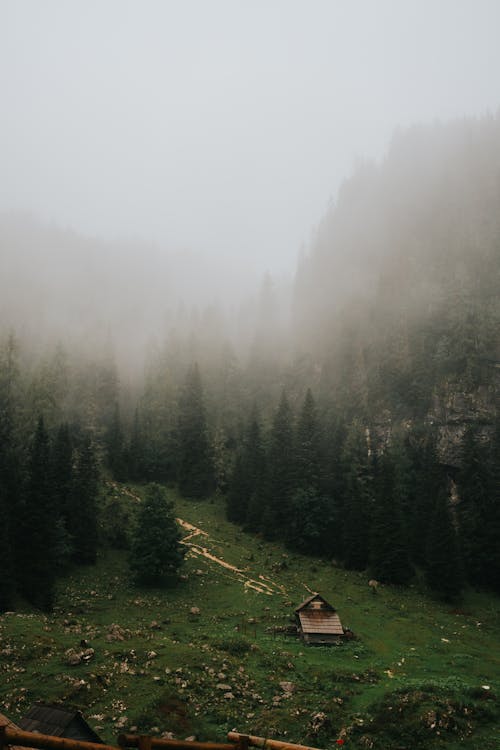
[1,485,499,750]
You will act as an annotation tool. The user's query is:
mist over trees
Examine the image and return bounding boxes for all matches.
[1,114,500,608]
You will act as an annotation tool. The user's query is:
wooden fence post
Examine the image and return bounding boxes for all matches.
[236,736,249,750]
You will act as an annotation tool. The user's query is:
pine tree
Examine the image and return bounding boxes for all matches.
[0,493,15,611]
[425,487,463,600]
[369,450,413,585]
[127,408,146,482]
[51,423,74,567]
[295,389,322,492]
[26,344,69,431]
[227,408,265,526]
[211,425,231,495]
[262,390,295,538]
[105,403,127,480]
[17,417,58,611]
[486,418,500,593]
[287,487,335,555]
[0,334,21,610]
[341,419,372,570]
[138,353,177,481]
[390,433,418,560]
[129,483,185,586]
[407,427,443,564]
[69,435,99,565]
[177,363,214,498]
[458,425,500,590]
[319,409,347,562]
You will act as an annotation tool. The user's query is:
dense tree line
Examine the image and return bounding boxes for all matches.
[0,333,190,612]
[0,412,99,611]
[226,391,500,600]
[1,116,500,609]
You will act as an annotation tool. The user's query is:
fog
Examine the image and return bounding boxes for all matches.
[1,1,500,367]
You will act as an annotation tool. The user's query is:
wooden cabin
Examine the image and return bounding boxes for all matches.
[295,593,345,644]
[18,705,103,744]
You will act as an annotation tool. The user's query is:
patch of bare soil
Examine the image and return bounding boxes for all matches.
[177,518,287,596]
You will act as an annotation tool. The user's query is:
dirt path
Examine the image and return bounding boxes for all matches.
[177,518,287,596]
[107,484,287,596]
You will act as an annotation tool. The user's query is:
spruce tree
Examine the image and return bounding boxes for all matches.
[127,408,146,482]
[391,433,418,560]
[0,494,14,611]
[0,333,22,609]
[177,363,214,498]
[227,452,247,524]
[129,483,185,586]
[105,403,127,480]
[287,487,335,555]
[262,390,295,538]
[51,423,74,567]
[295,389,322,492]
[425,487,463,600]
[341,419,372,570]
[69,435,99,565]
[369,449,413,585]
[458,425,500,590]
[485,418,500,593]
[320,410,347,562]
[407,427,443,564]
[227,407,265,526]
[18,417,58,611]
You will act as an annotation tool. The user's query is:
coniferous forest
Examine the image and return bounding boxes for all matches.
[1,116,500,613]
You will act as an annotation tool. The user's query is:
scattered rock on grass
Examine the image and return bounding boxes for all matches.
[64,647,94,666]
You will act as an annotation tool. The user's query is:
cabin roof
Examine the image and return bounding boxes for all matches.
[295,593,344,636]
[297,609,344,635]
[295,593,336,613]
[18,705,102,744]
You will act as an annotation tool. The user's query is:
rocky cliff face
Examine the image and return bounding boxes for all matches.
[432,377,498,467]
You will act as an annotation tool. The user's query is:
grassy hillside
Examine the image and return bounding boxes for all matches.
[1,485,499,749]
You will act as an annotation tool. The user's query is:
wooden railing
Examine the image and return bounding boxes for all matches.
[228,733,323,750]
[0,723,323,750]
[119,735,246,750]
[0,726,246,750]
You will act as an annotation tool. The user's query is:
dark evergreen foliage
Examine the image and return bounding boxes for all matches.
[51,423,74,568]
[339,420,371,570]
[177,363,214,498]
[425,488,463,600]
[0,335,21,610]
[227,408,265,526]
[126,409,147,482]
[261,390,295,537]
[370,450,413,585]
[129,483,185,586]
[458,426,500,592]
[17,417,58,611]
[105,404,127,481]
[2,116,500,607]
[286,487,336,556]
[406,428,444,565]
[295,389,322,492]
[69,435,99,565]
[319,412,347,561]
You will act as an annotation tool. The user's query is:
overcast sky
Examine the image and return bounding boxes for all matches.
[1,0,499,275]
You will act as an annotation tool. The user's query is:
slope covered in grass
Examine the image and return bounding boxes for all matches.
[1,486,499,749]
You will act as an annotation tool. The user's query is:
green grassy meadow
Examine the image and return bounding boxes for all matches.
[1,484,499,749]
